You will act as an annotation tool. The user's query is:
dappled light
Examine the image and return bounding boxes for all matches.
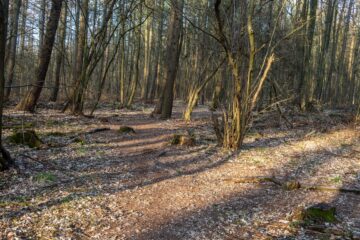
[1,104,359,239]
[0,0,359,239]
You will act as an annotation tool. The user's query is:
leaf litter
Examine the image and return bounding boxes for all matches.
[0,103,359,239]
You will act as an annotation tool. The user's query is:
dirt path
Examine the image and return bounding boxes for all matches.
[1,103,360,239]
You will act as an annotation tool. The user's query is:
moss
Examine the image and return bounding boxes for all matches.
[60,194,76,204]
[171,134,181,145]
[304,204,336,223]
[170,134,195,146]
[34,172,57,183]
[8,130,43,148]
[73,137,85,145]
[284,181,301,190]
[292,203,337,224]
[118,126,135,134]
[330,176,342,184]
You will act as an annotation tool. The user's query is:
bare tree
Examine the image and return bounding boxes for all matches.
[159,0,184,119]
[0,0,14,170]
[50,2,67,102]
[15,0,63,112]
[4,0,21,100]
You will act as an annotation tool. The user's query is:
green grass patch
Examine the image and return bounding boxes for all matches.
[330,175,342,184]
[34,172,57,183]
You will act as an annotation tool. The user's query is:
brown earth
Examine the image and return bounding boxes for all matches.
[0,102,359,239]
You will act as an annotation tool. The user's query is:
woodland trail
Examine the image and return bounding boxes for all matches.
[1,103,360,239]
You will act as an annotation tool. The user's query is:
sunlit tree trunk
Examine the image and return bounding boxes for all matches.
[19,0,28,95]
[15,0,63,112]
[335,0,354,104]
[127,1,143,107]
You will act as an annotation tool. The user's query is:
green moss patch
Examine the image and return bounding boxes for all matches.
[8,130,43,148]
[170,134,195,146]
[118,126,136,134]
[34,172,57,183]
[292,203,337,224]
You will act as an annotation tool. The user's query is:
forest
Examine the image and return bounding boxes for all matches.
[0,0,360,239]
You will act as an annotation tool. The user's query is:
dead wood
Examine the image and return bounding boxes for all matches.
[224,177,360,194]
[85,127,111,134]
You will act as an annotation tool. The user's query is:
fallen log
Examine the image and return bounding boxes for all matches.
[85,127,111,134]
[224,177,360,194]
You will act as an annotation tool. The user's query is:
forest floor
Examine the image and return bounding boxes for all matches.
[0,102,360,239]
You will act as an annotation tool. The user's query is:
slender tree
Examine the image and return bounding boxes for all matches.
[4,0,21,100]
[15,0,63,111]
[159,0,184,119]
[0,0,14,170]
[50,3,67,102]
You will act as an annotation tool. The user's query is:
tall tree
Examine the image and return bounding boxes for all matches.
[15,0,63,111]
[335,0,354,102]
[159,0,184,119]
[0,0,14,170]
[315,0,337,100]
[50,2,67,102]
[298,0,318,110]
[4,0,21,100]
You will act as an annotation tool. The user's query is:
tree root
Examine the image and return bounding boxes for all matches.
[0,145,15,171]
[224,177,360,195]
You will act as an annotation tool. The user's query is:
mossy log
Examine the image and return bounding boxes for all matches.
[291,203,337,224]
[118,126,136,134]
[8,130,43,148]
[171,134,195,146]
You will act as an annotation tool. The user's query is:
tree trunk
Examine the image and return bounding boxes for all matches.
[0,0,14,170]
[184,58,224,121]
[126,2,143,108]
[141,11,152,101]
[298,0,318,110]
[15,0,63,112]
[160,0,184,119]
[315,0,336,100]
[4,0,21,101]
[50,4,67,102]
[19,0,28,96]
[39,0,46,50]
[335,0,354,104]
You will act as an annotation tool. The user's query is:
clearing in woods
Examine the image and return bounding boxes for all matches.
[0,102,360,239]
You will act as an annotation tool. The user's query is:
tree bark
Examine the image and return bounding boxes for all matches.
[15,0,63,112]
[0,0,14,170]
[4,0,21,101]
[50,3,67,102]
[160,0,184,119]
